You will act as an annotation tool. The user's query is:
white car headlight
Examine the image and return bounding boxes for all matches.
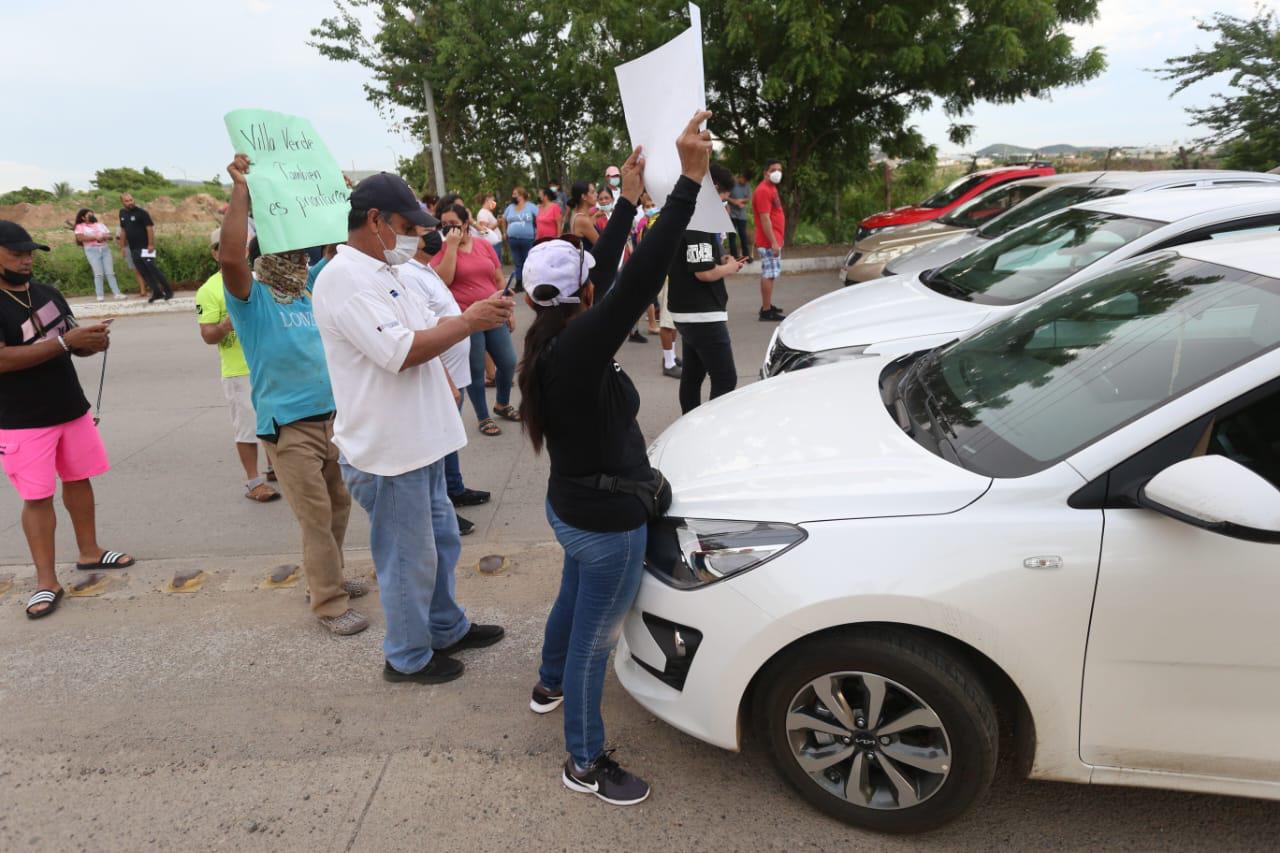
[646,518,807,589]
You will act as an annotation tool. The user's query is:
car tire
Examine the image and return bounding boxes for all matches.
[758,628,998,834]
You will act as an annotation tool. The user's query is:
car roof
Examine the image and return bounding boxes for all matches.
[1074,185,1280,223]
[972,164,1052,178]
[1173,233,1280,278]
[1017,171,1106,190]
[1088,169,1280,190]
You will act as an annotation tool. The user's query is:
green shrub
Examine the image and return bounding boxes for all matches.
[0,186,56,205]
[34,236,217,296]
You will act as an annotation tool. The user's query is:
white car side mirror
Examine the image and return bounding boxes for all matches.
[1140,455,1280,543]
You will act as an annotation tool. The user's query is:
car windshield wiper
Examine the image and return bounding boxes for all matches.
[921,269,974,302]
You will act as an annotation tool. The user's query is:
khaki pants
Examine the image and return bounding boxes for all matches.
[264,418,351,618]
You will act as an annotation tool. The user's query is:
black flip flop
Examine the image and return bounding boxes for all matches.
[26,588,64,620]
[75,550,136,571]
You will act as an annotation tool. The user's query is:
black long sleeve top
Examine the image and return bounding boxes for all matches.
[539,175,699,531]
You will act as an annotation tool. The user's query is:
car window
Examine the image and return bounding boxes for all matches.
[920,174,991,209]
[1147,214,1280,253]
[930,208,1163,306]
[899,253,1280,477]
[939,183,1043,229]
[977,186,1127,238]
[1208,388,1280,488]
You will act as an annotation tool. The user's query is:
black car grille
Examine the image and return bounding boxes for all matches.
[764,338,812,377]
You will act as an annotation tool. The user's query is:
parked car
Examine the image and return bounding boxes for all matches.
[763,185,1280,377]
[840,174,1086,284]
[619,235,1280,833]
[856,163,1056,241]
[884,169,1280,279]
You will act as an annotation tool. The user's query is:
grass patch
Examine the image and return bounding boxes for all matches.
[33,224,217,296]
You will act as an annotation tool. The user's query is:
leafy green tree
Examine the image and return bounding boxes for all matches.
[1160,10,1280,172]
[92,166,173,193]
[313,1,1105,238]
[51,181,74,200]
[0,186,55,205]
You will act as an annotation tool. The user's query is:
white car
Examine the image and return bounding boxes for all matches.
[764,185,1280,377]
[619,236,1280,833]
[886,169,1280,279]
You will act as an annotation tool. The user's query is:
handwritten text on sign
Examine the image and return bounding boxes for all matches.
[223,109,350,255]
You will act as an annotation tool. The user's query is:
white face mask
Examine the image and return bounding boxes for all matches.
[376,215,418,266]
[768,170,783,184]
[609,176,621,188]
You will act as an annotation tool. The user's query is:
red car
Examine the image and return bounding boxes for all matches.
[856,163,1056,240]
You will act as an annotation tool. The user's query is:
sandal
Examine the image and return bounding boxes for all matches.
[484,376,496,388]
[494,404,521,423]
[75,550,136,571]
[26,587,64,619]
[478,418,502,437]
[245,481,281,502]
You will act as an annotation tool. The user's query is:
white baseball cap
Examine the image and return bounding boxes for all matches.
[523,238,596,307]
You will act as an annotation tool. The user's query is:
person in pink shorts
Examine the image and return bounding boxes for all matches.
[0,221,135,620]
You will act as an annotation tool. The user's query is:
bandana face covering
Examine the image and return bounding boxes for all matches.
[254,254,309,304]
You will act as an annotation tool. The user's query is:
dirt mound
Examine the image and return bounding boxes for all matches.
[0,194,225,230]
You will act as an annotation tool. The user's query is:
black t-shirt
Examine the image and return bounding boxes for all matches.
[666,230,726,321]
[540,177,699,531]
[0,282,90,429]
[118,206,153,250]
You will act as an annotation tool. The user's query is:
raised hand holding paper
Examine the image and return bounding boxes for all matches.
[614,3,732,234]
[223,109,350,255]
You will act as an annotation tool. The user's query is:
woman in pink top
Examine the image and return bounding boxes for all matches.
[73,208,125,301]
[535,187,561,240]
[431,203,520,436]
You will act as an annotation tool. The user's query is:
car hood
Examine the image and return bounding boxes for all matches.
[857,219,966,252]
[778,274,996,354]
[889,232,986,277]
[862,205,943,230]
[649,357,991,523]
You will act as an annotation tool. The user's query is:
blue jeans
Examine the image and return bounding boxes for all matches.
[466,325,516,422]
[340,458,470,673]
[539,501,647,767]
[508,236,534,287]
[83,246,121,299]
[444,390,466,496]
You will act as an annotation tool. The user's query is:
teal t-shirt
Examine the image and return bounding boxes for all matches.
[225,278,335,437]
[503,202,537,240]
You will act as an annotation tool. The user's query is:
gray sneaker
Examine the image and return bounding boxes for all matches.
[662,364,683,379]
[320,609,370,636]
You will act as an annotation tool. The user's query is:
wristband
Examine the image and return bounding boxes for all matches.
[57,335,71,353]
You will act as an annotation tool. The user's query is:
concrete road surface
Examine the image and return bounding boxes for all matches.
[2,272,1277,851]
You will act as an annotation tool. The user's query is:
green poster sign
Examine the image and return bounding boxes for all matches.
[223,109,350,255]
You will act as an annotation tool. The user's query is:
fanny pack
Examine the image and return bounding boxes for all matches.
[563,469,672,521]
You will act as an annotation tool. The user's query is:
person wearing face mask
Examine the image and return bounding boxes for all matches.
[753,159,786,321]
[535,187,561,240]
[0,220,134,621]
[501,187,537,293]
[593,186,615,233]
[313,174,514,685]
[432,203,519,436]
[73,209,125,302]
[603,165,621,194]
[219,153,372,637]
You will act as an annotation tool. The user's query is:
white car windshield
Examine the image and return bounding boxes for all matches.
[976,185,1126,238]
[924,207,1163,306]
[898,253,1280,477]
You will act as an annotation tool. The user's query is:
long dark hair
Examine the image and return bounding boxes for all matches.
[74,208,93,225]
[517,286,582,454]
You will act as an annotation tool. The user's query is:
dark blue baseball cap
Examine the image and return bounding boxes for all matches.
[349,173,438,228]
[0,220,50,251]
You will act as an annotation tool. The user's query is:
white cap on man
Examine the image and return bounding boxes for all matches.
[523,238,596,307]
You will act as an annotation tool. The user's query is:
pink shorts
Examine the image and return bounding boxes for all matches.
[0,412,110,501]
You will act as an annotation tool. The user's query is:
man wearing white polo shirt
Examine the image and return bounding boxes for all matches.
[313,172,515,684]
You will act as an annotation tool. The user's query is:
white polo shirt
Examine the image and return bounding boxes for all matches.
[398,258,471,389]
[312,244,466,476]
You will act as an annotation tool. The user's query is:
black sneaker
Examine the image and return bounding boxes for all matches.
[758,307,785,322]
[383,655,464,685]
[436,623,505,655]
[562,752,651,806]
[457,515,475,536]
[450,488,491,507]
[530,682,564,714]
[628,330,648,343]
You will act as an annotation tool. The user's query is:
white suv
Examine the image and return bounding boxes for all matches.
[764,185,1280,377]
[620,237,1280,833]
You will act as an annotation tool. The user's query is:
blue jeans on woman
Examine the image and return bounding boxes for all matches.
[466,325,517,423]
[340,458,471,674]
[508,236,534,288]
[444,390,466,496]
[83,245,121,299]
[539,501,647,767]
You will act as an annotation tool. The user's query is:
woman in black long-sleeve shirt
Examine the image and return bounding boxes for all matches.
[515,113,713,806]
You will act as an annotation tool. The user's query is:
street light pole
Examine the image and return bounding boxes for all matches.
[413,11,446,195]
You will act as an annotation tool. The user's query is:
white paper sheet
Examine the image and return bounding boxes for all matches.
[614,3,733,235]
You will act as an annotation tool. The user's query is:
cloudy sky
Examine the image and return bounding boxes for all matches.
[2,0,1261,193]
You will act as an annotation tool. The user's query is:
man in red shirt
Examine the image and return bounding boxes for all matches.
[752,159,786,321]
